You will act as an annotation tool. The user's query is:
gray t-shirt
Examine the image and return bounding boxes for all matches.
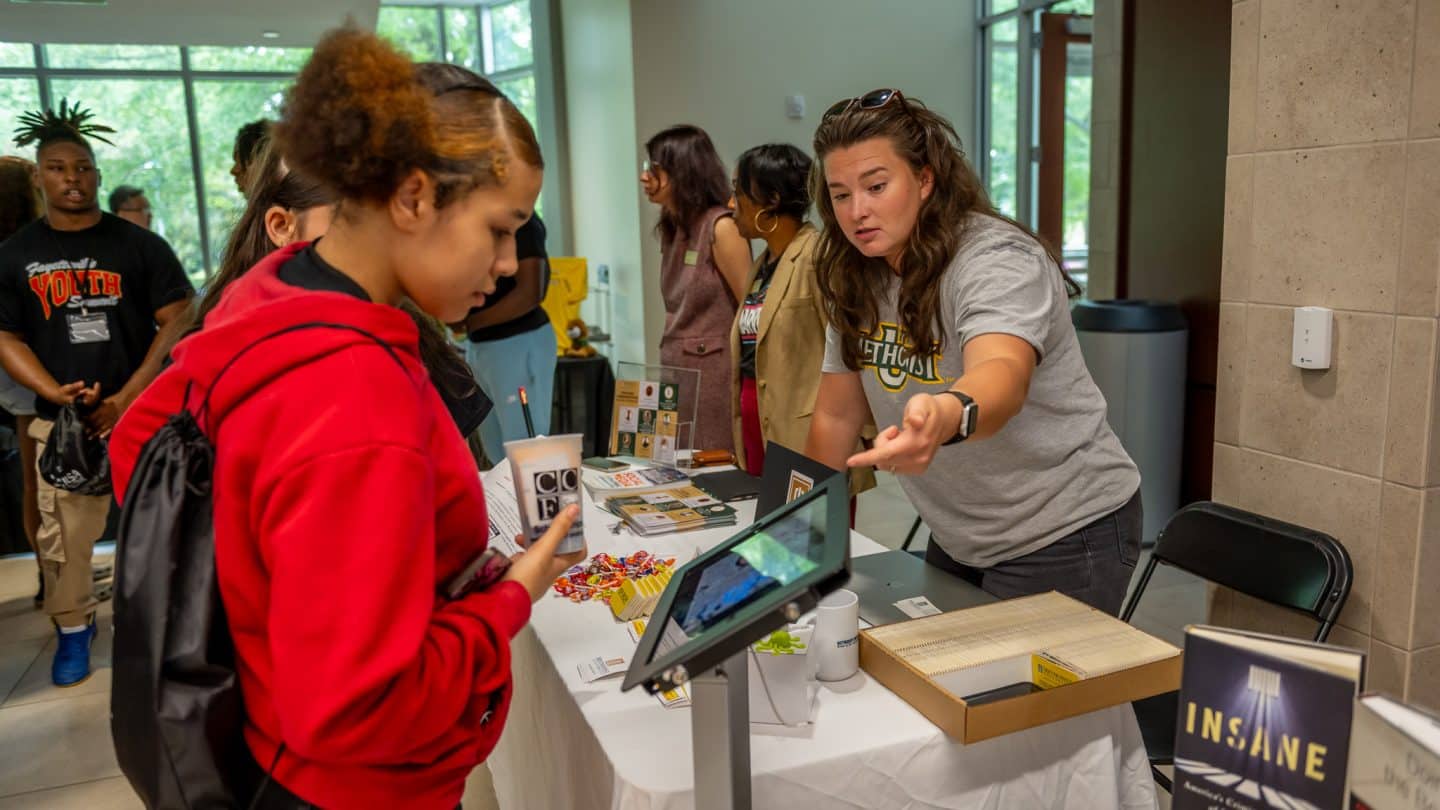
[822,213,1139,566]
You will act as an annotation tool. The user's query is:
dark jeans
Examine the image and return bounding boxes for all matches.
[925,489,1143,615]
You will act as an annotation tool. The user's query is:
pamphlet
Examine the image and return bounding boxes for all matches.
[602,485,739,536]
[582,465,691,498]
[610,379,682,462]
[481,464,523,556]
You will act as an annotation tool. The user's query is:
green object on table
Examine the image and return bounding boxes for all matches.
[754,630,807,656]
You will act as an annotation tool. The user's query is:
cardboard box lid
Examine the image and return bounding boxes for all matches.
[859,591,1182,743]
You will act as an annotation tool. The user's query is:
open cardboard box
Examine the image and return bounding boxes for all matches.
[859,592,1182,743]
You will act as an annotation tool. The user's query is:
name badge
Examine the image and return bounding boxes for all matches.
[683,249,699,266]
[67,312,110,344]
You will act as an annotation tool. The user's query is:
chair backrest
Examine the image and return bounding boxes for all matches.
[1120,501,1352,642]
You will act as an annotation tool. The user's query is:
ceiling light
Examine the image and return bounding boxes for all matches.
[262,30,280,39]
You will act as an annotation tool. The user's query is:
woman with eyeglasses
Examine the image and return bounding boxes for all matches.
[641,125,751,454]
[725,143,874,493]
[804,90,1141,615]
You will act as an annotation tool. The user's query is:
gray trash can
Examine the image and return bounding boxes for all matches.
[1072,300,1187,547]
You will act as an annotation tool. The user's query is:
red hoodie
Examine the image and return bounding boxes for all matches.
[109,243,531,810]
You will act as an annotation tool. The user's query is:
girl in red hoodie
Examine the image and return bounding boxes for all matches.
[108,28,583,809]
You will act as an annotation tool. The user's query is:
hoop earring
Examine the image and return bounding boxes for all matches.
[754,210,779,235]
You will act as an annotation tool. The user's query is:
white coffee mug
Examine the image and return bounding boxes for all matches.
[806,589,860,682]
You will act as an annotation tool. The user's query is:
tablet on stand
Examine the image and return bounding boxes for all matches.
[621,474,852,810]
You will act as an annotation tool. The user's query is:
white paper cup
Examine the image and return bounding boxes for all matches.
[504,434,585,554]
[807,589,860,682]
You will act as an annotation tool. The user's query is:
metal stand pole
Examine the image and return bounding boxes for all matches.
[690,650,751,810]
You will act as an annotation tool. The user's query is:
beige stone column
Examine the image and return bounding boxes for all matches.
[1213,0,1440,709]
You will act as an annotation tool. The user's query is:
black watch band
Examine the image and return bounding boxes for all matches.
[938,390,978,446]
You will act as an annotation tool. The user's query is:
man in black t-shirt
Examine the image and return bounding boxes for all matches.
[462,213,557,462]
[0,105,194,686]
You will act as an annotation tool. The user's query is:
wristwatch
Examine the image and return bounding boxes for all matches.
[938,390,979,446]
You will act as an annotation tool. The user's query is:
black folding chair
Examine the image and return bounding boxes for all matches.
[1119,501,1353,793]
[899,515,926,551]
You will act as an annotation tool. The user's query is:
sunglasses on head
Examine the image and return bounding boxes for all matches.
[824,88,907,121]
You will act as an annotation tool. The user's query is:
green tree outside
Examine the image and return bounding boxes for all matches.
[1,3,542,285]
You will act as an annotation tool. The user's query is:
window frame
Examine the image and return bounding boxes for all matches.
[977,0,1083,229]
[977,0,1092,290]
[0,44,297,281]
[0,0,563,278]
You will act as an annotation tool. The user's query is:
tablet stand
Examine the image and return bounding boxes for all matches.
[691,650,751,810]
[688,598,803,810]
[621,476,850,809]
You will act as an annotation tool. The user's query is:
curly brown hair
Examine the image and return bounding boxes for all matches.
[178,135,481,416]
[811,94,1078,370]
[0,156,40,241]
[274,28,542,212]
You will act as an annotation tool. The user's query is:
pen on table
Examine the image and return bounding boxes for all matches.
[519,386,536,438]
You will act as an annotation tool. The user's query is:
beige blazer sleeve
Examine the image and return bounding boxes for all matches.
[730,226,875,495]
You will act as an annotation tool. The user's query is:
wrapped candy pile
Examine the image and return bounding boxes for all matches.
[552,551,677,604]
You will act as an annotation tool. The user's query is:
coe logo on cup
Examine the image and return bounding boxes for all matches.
[533,467,580,521]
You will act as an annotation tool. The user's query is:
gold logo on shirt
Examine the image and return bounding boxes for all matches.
[858,322,944,392]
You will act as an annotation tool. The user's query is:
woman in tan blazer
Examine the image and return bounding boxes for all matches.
[728,144,874,496]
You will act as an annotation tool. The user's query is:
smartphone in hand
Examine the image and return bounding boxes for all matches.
[444,548,513,600]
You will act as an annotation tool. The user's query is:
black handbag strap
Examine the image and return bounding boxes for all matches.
[192,322,408,435]
[245,743,287,810]
[180,322,404,805]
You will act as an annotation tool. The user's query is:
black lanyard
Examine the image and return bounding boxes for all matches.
[41,214,102,317]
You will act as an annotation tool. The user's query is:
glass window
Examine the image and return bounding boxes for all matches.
[377,6,443,62]
[49,78,204,282]
[444,7,481,71]
[188,46,311,72]
[44,44,181,71]
[193,79,290,273]
[496,73,538,132]
[0,78,42,147]
[1062,41,1092,263]
[0,43,34,68]
[1048,0,1095,14]
[986,17,1019,218]
[1,3,547,273]
[987,0,1019,14]
[486,0,534,73]
[494,73,541,216]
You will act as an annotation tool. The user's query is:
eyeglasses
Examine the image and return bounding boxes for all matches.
[824,88,907,121]
[641,158,660,176]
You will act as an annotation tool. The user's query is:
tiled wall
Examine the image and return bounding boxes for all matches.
[1214,0,1440,709]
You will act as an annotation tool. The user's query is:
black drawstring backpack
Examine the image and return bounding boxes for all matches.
[39,401,112,496]
[112,323,405,809]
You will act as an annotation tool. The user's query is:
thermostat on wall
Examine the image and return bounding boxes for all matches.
[1292,306,1332,370]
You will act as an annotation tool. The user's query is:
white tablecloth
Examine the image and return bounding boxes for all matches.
[486,471,1159,810]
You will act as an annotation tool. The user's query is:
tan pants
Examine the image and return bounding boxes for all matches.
[15,415,41,578]
[29,418,108,627]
